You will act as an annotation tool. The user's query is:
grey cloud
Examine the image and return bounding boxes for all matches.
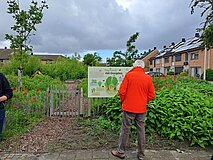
[0,0,203,54]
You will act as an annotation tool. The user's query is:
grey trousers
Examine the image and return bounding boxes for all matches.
[117,111,146,158]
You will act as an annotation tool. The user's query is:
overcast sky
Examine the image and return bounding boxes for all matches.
[0,0,203,59]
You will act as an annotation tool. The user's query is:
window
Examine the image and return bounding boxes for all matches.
[191,52,198,60]
[164,57,169,63]
[175,54,182,62]
[150,60,153,65]
[156,68,160,72]
[155,59,160,64]
[191,67,201,77]
[185,52,188,61]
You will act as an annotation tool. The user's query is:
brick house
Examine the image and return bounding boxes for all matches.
[0,48,14,65]
[142,48,158,71]
[149,34,213,77]
[0,48,64,65]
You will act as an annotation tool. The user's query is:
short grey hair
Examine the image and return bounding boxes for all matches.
[133,60,145,68]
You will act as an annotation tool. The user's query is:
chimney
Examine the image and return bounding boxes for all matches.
[182,38,186,42]
[148,49,151,52]
[195,33,199,37]
[4,46,7,49]
[171,42,175,46]
[153,47,156,50]
[163,45,166,48]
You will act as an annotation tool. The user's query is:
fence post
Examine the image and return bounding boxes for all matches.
[50,87,54,117]
[80,88,84,116]
[87,98,91,117]
[45,87,50,116]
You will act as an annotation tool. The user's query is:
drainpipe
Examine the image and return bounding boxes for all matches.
[208,49,210,69]
[203,45,207,80]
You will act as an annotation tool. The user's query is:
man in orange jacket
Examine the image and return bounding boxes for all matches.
[111,60,155,160]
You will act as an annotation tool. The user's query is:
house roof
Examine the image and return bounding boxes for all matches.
[155,45,174,58]
[152,36,203,59]
[34,54,64,61]
[172,37,202,53]
[0,49,64,61]
[0,49,14,60]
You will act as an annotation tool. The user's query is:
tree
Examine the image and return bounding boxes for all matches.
[71,52,81,60]
[1,53,42,76]
[107,32,141,66]
[202,24,213,48]
[83,52,102,66]
[5,0,48,88]
[190,0,213,30]
[5,0,48,53]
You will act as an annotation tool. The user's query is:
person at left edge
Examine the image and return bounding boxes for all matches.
[0,73,13,140]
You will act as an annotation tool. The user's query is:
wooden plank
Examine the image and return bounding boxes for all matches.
[50,89,54,117]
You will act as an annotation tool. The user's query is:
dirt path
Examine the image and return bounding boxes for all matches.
[1,82,78,153]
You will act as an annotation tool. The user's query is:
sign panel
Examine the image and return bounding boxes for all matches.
[88,67,132,97]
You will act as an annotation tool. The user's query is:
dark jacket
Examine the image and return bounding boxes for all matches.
[0,73,13,109]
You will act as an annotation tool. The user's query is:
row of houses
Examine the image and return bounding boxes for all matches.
[0,48,64,65]
[1,34,213,77]
[142,33,213,77]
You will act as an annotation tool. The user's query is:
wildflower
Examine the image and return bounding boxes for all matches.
[174,78,176,82]
[170,84,173,86]
[13,106,17,109]
[23,88,27,91]
[24,92,28,95]
[12,87,16,91]
[156,86,161,90]
[31,97,36,102]
[36,88,39,92]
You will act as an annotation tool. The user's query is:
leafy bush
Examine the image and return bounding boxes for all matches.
[100,76,213,147]
[1,53,41,76]
[205,69,213,81]
[77,78,88,96]
[0,74,65,143]
[41,57,87,81]
[179,72,188,76]
[167,71,174,75]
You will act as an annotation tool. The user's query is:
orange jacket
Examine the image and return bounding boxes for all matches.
[118,67,155,113]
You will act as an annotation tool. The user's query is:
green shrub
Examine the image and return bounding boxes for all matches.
[100,77,213,147]
[167,71,174,75]
[41,57,87,81]
[179,72,188,76]
[206,69,213,81]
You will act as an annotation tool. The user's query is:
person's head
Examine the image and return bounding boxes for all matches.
[133,60,145,68]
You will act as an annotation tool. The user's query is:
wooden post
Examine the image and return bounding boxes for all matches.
[80,88,84,116]
[45,87,49,116]
[87,98,91,117]
[50,87,54,117]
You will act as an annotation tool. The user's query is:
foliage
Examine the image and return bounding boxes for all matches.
[107,32,142,66]
[2,107,44,140]
[5,0,48,53]
[202,24,213,48]
[99,76,213,147]
[190,0,213,30]
[167,71,174,75]
[83,53,102,66]
[41,57,87,81]
[1,52,41,76]
[179,72,188,76]
[77,78,88,97]
[201,69,213,81]
[0,74,65,142]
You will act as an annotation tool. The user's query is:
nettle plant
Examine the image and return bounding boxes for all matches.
[101,76,213,147]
